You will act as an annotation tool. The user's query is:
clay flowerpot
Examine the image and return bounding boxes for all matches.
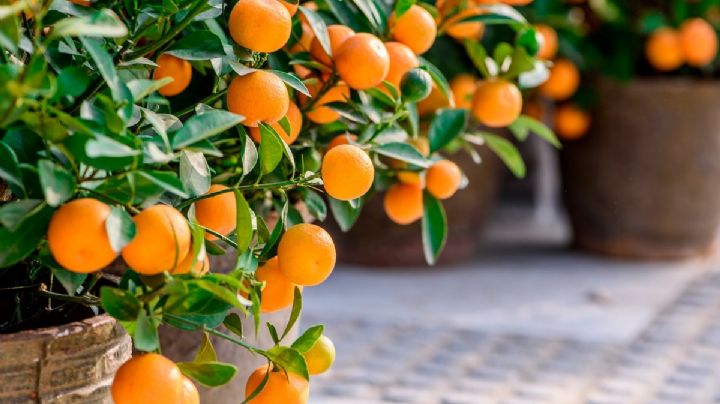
[331,148,502,266]
[0,315,131,403]
[561,78,720,259]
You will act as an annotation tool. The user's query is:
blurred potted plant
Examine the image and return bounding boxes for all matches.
[527,0,720,259]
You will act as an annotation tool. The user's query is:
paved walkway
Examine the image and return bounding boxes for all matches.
[303,246,720,403]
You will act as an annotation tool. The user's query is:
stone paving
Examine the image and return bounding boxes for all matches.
[305,265,720,404]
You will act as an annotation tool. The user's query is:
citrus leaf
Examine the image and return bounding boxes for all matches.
[422,192,447,266]
[105,206,136,253]
[178,361,238,387]
[172,110,245,149]
[265,346,309,380]
[291,324,324,353]
[428,108,468,153]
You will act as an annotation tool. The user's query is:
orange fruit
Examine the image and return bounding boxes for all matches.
[256,256,299,313]
[409,136,430,157]
[309,24,355,66]
[417,84,453,116]
[288,23,314,53]
[228,0,292,53]
[112,354,184,404]
[397,171,422,185]
[384,183,423,225]
[279,0,298,15]
[172,248,210,275]
[249,101,303,144]
[245,366,309,404]
[445,8,485,40]
[645,28,684,71]
[390,5,437,55]
[335,33,390,90]
[47,198,117,273]
[382,41,419,91]
[450,73,477,110]
[121,205,191,275]
[426,159,462,200]
[538,58,580,100]
[304,335,336,375]
[321,144,375,201]
[327,133,357,150]
[195,184,237,240]
[535,24,558,60]
[471,78,522,127]
[180,377,200,404]
[554,104,590,140]
[277,223,336,286]
[153,54,192,97]
[227,70,289,127]
[679,18,718,67]
[303,80,351,124]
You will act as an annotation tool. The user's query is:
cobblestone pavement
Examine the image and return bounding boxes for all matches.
[306,270,720,404]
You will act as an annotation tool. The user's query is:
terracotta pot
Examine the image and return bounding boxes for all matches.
[0,315,131,403]
[561,78,720,259]
[331,148,502,266]
[160,251,299,402]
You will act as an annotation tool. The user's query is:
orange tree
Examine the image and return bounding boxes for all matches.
[521,0,720,141]
[0,0,542,401]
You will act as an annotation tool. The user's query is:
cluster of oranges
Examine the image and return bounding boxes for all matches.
[645,18,719,72]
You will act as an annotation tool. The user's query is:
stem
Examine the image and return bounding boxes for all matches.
[175,177,318,210]
[164,313,264,354]
[37,289,101,306]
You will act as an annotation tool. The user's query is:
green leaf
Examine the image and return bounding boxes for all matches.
[303,189,327,221]
[258,123,285,174]
[38,159,76,207]
[422,192,447,266]
[172,110,245,149]
[428,109,468,153]
[105,206,136,253]
[0,202,53,268]
[234,190,253,253]
[0,199,42,231]
[394,0,416,18]
[134,309,160,352]
[291,324,324,353]
[127,78,174,101]
[223,313,243,337]
[79,37,133,120]
[504,46,536,80]
[281,287,302,340]
[509,116,560,147]
[178,362,238,387]
[195,280,246,309]
[100,287,142,322]
[516,27,540,57]
[419,57,452,102]
[179,150,211,197]
[165,30,226,60]
[0,140,25,193]
[0,12,19,54]
[265,346,309,380]
[241,132,258,176]
[267,322,280,345]
[50,9,128,38]
[299,6,331,56]
[56,67,90,98]
[194,333,218,362]
[259,198,287,260]
[328,197,363,232]
[271,70,310,96]
[136,170,189,198]
[51,267,87,296]
[374,142,430,168]
[483,133,526,178]
[464,40,491,78]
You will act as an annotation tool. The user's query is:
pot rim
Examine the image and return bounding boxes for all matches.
[0,313,116,343]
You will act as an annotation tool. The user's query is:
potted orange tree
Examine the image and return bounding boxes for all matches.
[526,0,720,259]
[0,0,541,402]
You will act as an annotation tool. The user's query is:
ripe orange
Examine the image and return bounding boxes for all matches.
[538,58,580,100]
[227,70,289,127]
[249,101,303,144]
[111,354,184,404]
[256,256,298,313]
[554,104,590,140]
[277,223,336,286]
[304,335,336,375]
[303,80,351,124]
[445,8,485,40]
[154,54,192,97]
[645,28,684,71]
[426,159,462,200]
[335,33,391,90]
[327,133,357,150]
[471,78,522,127]
[279,0,298,15]
[172,248,210,275]
[390,5,437,55]
[228,0,292,53]
[397,171,422,185]
[180,377,200,404]
[195,184,237,240]
[535,24,558,60]
[245,366,309,404]
[450,73,477,110]
[382,41,419,91]
[384,183,423,225]
[288,23,314,53]
[679,18,718,67]
[417,84,453,116]
[47,198,117,273]
[121,205,191,275]
[309,24,355,66]
[321,144,375,201]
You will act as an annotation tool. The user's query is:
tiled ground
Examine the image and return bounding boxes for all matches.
[306,268,720,403]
